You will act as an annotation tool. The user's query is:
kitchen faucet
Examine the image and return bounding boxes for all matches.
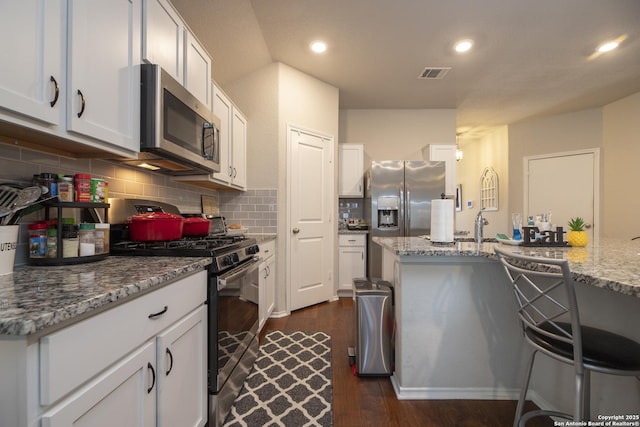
[474,209,489,243]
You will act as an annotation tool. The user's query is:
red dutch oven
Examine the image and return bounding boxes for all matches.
[182,217,211,237]
[129,212,184,241]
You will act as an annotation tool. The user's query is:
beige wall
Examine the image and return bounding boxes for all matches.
[602,91,640,238]
[339,109,456,161]
[456,128,509,236]
[226,62,340,313]
[507,108,604,232]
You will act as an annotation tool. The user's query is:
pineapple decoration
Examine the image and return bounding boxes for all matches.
[567,217,588,247]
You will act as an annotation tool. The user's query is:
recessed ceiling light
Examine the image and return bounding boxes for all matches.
[597,40,619,53]
[454,39,474,53]
[310,41,327,54]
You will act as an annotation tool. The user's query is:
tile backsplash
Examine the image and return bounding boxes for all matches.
[0,143,278,267]
[219,189,278,235]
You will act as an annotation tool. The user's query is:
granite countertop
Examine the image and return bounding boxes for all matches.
[247,233,277,244]
[0,256,212,336]
[338,229,369,234]
[373,236,640,299]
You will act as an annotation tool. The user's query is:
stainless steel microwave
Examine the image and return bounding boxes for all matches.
[134,63,220,175]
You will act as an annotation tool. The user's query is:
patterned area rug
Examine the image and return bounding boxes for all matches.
[223,330,333,427]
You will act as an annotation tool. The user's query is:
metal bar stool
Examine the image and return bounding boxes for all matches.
[494,246,640,426]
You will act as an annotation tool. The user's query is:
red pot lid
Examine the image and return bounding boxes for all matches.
[184,217,210,224]
[130,212,184,222]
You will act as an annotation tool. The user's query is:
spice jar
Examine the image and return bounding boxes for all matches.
[78,223,96,256]
[62,224,79,258]
[94,223,109,254]
[90,178,108,203]
[57,175,74,202]
[40,173,58,198]
[74,174,92,202]
[28,222,47,258]
[46,227,58,258]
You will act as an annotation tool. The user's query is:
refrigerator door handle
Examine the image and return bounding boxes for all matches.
[399,183,405,236]
[405,184,411,236]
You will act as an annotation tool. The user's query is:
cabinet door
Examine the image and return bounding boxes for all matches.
[338,246,366,290]
[156,306,207,427]
[259,255,276,330]
[142,0,184,82]
[259,259,267,330]
[66,0,141,152]
[265,255,276,319]
[184,30,211,108]
[41,341,156,427]
[212,84,232,185]
[0,0,63,125]
[231,108,247,189]
[339,144,364,197]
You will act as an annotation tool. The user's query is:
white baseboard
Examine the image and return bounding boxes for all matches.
[390,375,521,401]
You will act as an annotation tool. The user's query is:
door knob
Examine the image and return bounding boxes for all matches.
[292,227,300,234]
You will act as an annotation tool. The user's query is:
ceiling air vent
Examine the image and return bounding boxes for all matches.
[418,67,452,80]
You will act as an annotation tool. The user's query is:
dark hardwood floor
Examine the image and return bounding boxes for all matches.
[261,298,553,427]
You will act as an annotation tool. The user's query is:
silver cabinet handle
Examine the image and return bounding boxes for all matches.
[292,227,300,234]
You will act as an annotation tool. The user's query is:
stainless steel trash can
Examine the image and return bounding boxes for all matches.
[353,278,394,376]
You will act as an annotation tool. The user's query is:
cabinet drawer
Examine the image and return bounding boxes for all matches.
[260,239,276,260]
[339,234,366,246]
[40,270,207,406]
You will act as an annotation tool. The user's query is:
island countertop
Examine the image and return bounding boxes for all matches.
[373,236,640,298]
[0,256,212,336]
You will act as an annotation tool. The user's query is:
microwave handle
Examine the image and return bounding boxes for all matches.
[202,121,215,160]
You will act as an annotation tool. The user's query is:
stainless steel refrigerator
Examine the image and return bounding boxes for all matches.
[366,160,446,277]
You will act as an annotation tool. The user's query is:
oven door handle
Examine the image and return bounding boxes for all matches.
[217,257,261,290]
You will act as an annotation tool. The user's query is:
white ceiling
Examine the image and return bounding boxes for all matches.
[172,0,640,135]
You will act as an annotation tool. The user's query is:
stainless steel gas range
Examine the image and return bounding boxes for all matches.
[109,199,260,427]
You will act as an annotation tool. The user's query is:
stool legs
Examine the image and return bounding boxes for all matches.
[514,349,538,427]
[574,369,591,421]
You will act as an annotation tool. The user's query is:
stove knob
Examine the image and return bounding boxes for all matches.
[247,245,260,255]
[223,254,237,266]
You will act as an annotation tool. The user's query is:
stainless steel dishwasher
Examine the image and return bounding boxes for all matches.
[353,278,394,376]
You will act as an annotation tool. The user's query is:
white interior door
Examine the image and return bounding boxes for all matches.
[288,125,334,311]
[524,149,599,241]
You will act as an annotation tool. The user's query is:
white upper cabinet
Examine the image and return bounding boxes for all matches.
[0,0,63,126]
[231,108,247,189]
[142,0,211,109]
[339,144,364,197]
[142,0,184,83]
[172,82,247,190]
[0,0,141,157]
[67,0,141,153]
[212,84,232,185]
[184,31,212,109]
[427,144,457,196]
[210,83,246,190]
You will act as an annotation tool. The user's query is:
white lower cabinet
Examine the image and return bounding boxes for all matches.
[338,234,367,292]
[259,239,276,330]
[41,341,157,427]
[156,306,207,427]
[0,270,207,427]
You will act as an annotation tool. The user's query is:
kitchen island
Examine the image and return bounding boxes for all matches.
[375,237,640,417]
[0,256,211,427]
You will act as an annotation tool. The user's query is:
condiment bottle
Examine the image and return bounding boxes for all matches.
[28,222,47,258]
[62,224,79,258]
[57,175,74,202]
[94,223,110,254]
[78,223,96,256]
[46,227,58,258]
[74,174,92,202]
[40,173,58,198]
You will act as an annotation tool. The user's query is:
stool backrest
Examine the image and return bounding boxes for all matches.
[493,246,583,366]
